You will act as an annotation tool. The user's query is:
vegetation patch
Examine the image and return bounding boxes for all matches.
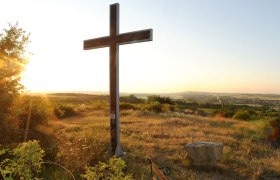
[54,104,79,119]
[81,157,132,180]
[0,140,44,179]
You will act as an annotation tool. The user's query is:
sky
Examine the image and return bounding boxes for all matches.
[1,0,280,94]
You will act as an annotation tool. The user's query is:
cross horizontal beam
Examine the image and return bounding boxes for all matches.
[117,29,153,45]
[83,29,152,50]
[84,36,110,50]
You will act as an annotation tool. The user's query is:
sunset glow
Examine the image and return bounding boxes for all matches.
[2,0,280,94]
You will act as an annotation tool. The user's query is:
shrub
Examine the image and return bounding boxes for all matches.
[9,96,52,125]
[147,95,173,105]
[161,104,175,112]
[120,95,144,104]
[90,100,109,110]
[120,102,138,110]
[29,96,53,125]
[257,118,272,137]
[139,102,176,113]
[0,140,45,179]
[212,107,236,118]
[81,156,132,180]
[233,110,251,120]
[142,102,162,113]
[53,104,78,119]
[269,117,280,127]
[0,95,53,144]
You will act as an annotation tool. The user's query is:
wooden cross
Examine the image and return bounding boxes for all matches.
[83,3,153,155]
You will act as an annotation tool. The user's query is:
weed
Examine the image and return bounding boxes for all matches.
[81,156,133,180]
[54,104,78,119]
[0,140,44,179]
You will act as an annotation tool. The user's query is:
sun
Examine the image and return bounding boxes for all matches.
[21,59,39,92]
[20,56,56,92]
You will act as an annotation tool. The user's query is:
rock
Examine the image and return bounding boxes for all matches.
[184,142,223,166]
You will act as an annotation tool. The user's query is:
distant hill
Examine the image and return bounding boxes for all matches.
[129,91,280,101]
[28,90,280,102]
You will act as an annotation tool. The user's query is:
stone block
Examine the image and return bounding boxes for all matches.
[185,142,223,166]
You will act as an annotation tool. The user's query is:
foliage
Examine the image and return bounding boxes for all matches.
[161,103,175,112]
[233,110,252,120]
[262,109,280,118]
[257,118,273,138]
[81,156,133,180]
[147,95,173,105]
[173,100,199,110]
[120,102,138,111]
[120,95,144,104]
[0,23,30,113]
[213,109,236,118]
[267,117,280,128]
[0,140,44,179]
[0,95,53,144]
[21,96,53,126]
[0,23,31,144]
[120,102,176,113]
[53,104,78,119]
[14,96,52,124]
[142,102,163,113]
[132,95,176,113]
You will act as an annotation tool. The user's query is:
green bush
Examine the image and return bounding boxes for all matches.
[257,118,273,139]
[161,103,175,112]
[233,110,251,120]
[120,102,138,110]
[141,102,162,113]
[81,156,132,180]
[10,96,52,126]
[138,102,176,113]
[0,140,45,179]
[213,109,235,118]
[147,95,173,104]
[0,96,53,144]
[29,96,53,125]
[120,95,144,104]
[53,104,78,119]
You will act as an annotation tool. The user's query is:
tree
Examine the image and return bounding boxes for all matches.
[147,95,173,104]
[0,23,30,113]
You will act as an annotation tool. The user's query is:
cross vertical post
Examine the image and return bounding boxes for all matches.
[109,4,121,155]
[83,3,153,156]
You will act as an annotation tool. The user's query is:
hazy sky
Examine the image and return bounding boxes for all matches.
[1,0,280,94]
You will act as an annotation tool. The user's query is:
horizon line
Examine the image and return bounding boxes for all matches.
[23,90,280,96]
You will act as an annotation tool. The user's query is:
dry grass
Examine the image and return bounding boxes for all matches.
[36,106,280,179]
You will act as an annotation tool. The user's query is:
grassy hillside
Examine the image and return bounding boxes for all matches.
[1,93,280,179]
[37,94,280,179]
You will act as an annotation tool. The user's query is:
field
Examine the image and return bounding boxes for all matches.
[1,93,280,179]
